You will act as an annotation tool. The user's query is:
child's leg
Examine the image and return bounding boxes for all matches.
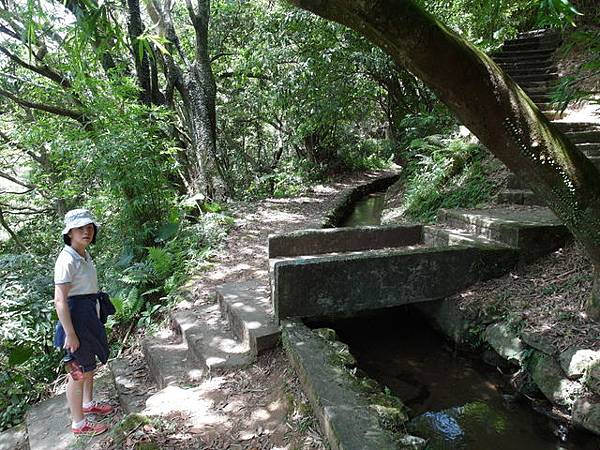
[82,370,94,405]
[66,372,93,424]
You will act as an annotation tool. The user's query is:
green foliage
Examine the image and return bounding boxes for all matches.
[537,0,583,28]
[550,27,600,112]
[397,137,497,223]
[421,0,539,51]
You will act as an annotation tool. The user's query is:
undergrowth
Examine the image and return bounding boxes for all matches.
[392,136,500,223]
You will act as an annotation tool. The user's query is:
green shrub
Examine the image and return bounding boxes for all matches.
[398,137,496,222]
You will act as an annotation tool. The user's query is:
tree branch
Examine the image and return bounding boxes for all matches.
[0,88,88,124]
[0,44,72,89]
[0,170,35,189]
[0,205,28,252]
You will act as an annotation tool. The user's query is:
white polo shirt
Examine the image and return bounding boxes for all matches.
[54,245,98,296]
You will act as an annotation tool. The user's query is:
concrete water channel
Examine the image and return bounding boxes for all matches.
[273,184,599,449]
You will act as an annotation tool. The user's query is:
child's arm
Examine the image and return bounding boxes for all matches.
[54,284,79,353]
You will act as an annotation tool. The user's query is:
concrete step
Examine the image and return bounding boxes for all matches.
[495,56,554,66]
[579,143,600,156]
[588,155,600,171]
[511,72,558,83]
[566,130,600,144]
[436,207,570,260]
[519,80,556,90]
[171,302,254,375]
[109,356,156,414]
[423,225,513,248]
[502,67,558,77]
[503,41,560,52]
[216,280,281,353]
[498,48,556,59]
[142,333,203,389]
[542,110,564,120]
[529,95,552,104]
[522,86,552,95]
[553,122,600,133]
[0,425,27,450]
[26,371,121,450]
[496,189,545,206]
[515,29,560,40]
[497,60,556,71]
[506,173,528,189]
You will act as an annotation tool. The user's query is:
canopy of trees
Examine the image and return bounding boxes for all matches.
[0,0,595,431]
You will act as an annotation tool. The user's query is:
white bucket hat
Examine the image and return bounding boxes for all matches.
[62,209,100,235]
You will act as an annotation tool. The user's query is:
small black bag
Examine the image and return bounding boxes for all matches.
[97,291,116,324]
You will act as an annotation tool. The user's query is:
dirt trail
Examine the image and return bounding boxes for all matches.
[112,171,392,450]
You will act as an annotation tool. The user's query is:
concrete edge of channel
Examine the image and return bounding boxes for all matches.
[320,172,401,229]
[282,319,423,450]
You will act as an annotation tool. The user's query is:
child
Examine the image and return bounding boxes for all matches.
[53,209,112,436]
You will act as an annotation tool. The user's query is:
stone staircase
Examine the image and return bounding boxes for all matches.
[494,29,600,206]
[21,280,280,449]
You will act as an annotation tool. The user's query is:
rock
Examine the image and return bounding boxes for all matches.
[397,434,427,449]
[315,327,337,341]
[370,404,409,429]
[585,360,600,395]
[521,331,557,355]
[559,348,600,380]
[407,401,513,448]
[0,424,27,450]
[529,351,584,408]
[484,323,525,364]
[572,396,600,436]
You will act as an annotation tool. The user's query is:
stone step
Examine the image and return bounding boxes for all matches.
[171,302,254,376]
[496,189,545,206]
[26,371,120,450]
[565,130,600,144]
[436,207,570,259]
[497,60,556,71]
[423,225,513,248]
[142,333,204,389]
[519,80,556,90]
[506,173,528,189]
[542,110,564,121]
[216,280,281,353]
[494,55,554,66]
[109,357,157,414]
[511,72,558,83]
[579,143,600,156]
[498,48,556,59]
[502,66,558,77]
[515,29,560,40]
[503,40,560,52]
[529,95,552,104]
[0,425,27,450]
[500,46,558,58]
[588,156,600,171]
[553,122,600,133]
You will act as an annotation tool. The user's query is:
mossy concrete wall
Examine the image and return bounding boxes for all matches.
[273,245,518,320]
[268,224,423,258]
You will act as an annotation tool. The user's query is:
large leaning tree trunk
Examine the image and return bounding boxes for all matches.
[288,0,600,320]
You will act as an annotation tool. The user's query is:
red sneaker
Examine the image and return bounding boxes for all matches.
[65,360,84,381]
[82,402,113,415]
[72,421,109,436]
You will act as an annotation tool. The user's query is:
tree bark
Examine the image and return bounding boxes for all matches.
[288,0,600,319]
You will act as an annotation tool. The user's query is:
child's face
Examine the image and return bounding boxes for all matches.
[68,223,95,248]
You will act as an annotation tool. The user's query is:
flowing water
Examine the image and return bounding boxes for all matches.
[341,191,387,227]
[313,309,598,449]
[329,191,599,449]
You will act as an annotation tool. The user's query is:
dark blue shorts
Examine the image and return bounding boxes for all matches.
[54,293,110,373]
